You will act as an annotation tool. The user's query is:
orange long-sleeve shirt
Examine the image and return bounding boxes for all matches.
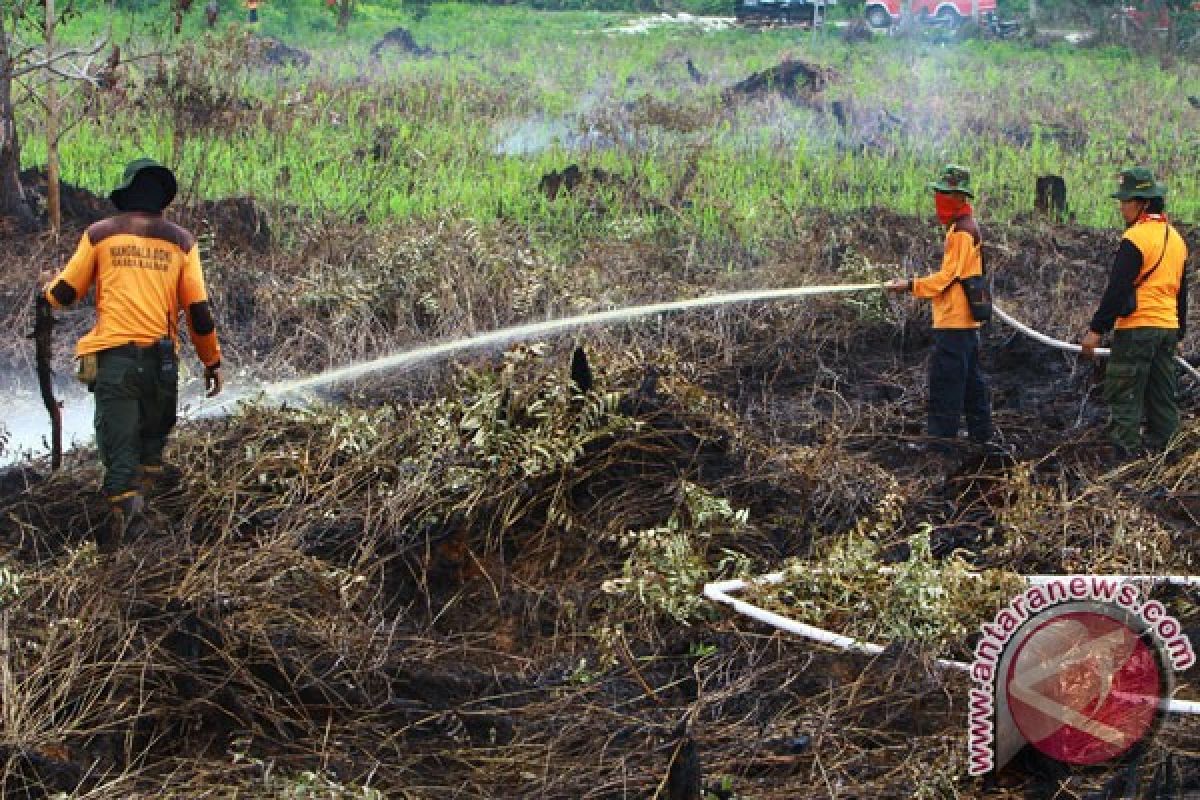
[911,220,983,330]
[44,213,222,367]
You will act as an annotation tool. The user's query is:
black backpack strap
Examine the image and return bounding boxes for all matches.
[1133,223,1171,289]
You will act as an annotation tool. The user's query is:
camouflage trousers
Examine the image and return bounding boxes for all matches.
[93,346,178,500]
[1103,327,1179,454]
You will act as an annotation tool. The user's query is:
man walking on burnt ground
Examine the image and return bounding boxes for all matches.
[40,158,224,553]
[886,164,993,452]
[1081,167,1188,463]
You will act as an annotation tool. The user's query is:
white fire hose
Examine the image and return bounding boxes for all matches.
[704,573,1200,714]
[183,282,1200,714]
[696,294,1200,717]
[992,305,1200,382]
[185,284,1198,420]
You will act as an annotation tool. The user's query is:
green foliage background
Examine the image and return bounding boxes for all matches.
[14,0,1200,240]
[80,0,1200,20]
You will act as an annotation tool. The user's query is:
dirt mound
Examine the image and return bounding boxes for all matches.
[538,163,674,215]
[181,196,272,253]
[251,35,312,68]
[828,99,907,153]
[841,18,875,43]
[17,168,112,225]
[723,58,837,105]
[143,39,264,130]
[0,177,272,252]
[370,27,434,58]
[998,122,1089,150]
[538,163,620,200]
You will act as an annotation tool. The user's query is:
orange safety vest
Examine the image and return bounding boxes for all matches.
[1117,216,1187,331]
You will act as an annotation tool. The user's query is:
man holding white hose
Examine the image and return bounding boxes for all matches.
[1081,167,1188,460]
[886,164,993,450]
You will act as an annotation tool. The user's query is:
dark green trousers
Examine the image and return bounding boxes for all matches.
[94,348,178,499]
[1103,328,1180,453]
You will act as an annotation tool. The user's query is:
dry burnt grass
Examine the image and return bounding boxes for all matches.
[1,204,1200,798]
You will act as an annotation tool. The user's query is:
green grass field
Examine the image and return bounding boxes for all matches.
[17,1,1200,252]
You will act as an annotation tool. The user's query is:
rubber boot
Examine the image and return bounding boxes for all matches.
[139,464,184,502]
[97,492,143,554]
[138,466,156,501]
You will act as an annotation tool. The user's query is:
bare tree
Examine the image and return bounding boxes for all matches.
[45,0,60,231]
[0,11,32,225]
[0,0,107,228]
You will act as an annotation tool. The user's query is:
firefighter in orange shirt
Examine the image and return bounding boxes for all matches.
[886,164,992,450]
[1081,167,1188,460]
[41,159,223,553]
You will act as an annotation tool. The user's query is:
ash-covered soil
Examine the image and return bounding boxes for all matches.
[0,204,1198,798]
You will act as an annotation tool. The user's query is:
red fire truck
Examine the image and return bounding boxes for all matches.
[865,0,998,29]
[1115,2,1169,34]
[1112,2,1200,36]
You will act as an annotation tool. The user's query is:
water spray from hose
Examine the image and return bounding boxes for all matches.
[184,284,1199,421]
[8,283,1194,463]
[184,283,884,419]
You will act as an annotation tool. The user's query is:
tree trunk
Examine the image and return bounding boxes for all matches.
[0,12,33,226]
[46,0,61,234]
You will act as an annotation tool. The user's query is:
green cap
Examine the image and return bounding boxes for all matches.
[1110,166,1165,200]
[928,164,974,198]
[109,158,177,210]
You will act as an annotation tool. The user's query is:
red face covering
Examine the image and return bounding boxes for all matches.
[935,192,972,226]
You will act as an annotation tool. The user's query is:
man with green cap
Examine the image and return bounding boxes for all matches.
[1081,166,1188,460]
[40,158,224,553]
[886,164,992,449]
